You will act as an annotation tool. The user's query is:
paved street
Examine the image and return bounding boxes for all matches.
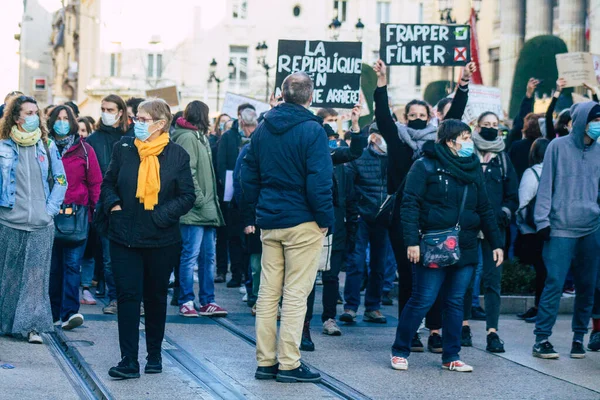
[2,276,600,400]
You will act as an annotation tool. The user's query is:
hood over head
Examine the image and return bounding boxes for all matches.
[263,103,323,135]
[570,101,600,149]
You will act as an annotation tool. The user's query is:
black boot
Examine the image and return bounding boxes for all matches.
[108,356,140,379]
[170,287,180,306]
[300,321,315,352]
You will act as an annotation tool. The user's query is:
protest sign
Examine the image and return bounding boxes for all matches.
[221,93,270,117]
[593,54,600,85]
[556,53,596,88]
[461,85,502,124]
[380,23,470,66]
[146,85,179,107]
[275,40,362,109]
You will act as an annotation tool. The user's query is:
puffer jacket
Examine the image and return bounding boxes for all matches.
[346,145,388,222]
[479,152,519,230]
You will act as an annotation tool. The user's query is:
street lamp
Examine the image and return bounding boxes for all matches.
[438,0,456,24]
[328,17,342,41]
[208,58,235,112]
[355,19,365,42]
[256,41,273,102]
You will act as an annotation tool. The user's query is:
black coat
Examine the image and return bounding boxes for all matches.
[100,137,196,248]
[86,124,129,176]
[401,154,503,266]
[480,153,519,228]
[509,138,535,182]
[505,96,534,151]
[346,146,388,222]
[217,121,246,199]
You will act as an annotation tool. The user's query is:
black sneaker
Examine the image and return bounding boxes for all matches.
[461,326,473,347]
[170,287,180,306]
[255,363,279,380]
[300,321,314,352]
[276,363,321,383]
[144,353,162,374]
[486,332,505,353]
[471,306,486,321]
[411,333,425,352]
[532,340,559,359]
[214,274,226,283]
[226,279,241,288]
[108,356,140,379]
[517,307,537,320]
[427,333,443,353]
[525,315,536,323]
[381,292,393,306]
[570,341,586,359]
[588,330,600,351]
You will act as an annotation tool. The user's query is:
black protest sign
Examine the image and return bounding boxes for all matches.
[275,40,362,109]
[380,23,470,66]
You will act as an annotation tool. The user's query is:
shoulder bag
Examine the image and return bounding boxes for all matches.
[420,185,468,269]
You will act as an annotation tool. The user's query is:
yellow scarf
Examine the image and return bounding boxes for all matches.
[134,133,170,210]
[11,125,42,146]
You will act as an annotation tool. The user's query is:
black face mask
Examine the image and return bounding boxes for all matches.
[479,127,499,141]
[407,118,428,130]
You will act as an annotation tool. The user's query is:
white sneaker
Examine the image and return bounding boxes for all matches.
[62,313,84,330]
[442,360,473,372]
[239,285,247,294]
[323,318,342,336]
[28,331,43,344]
[80,289,97,305]
[391,355,408,371]
[242,293,248,302]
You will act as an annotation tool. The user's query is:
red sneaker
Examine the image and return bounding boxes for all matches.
[442,360,473,372]
[179,301,199,318]
[199,303,228,317]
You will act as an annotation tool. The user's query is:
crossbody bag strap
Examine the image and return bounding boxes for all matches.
[456,185,468,228]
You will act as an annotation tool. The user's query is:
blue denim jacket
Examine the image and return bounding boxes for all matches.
[0,138,67,216]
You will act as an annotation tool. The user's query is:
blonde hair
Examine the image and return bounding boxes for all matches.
[138,98,172,133]
[0,95,48,141]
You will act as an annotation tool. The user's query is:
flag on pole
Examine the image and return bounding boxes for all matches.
[469,8,484,85]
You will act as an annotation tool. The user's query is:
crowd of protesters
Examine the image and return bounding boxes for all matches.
[0,56,599,382]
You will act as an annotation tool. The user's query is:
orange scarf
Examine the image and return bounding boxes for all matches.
[134,133,169,210]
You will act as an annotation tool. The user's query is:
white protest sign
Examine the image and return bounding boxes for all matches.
[447,85,503,124]
[221,93,270,117]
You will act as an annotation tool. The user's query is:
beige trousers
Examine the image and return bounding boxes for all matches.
[255,221,324,370]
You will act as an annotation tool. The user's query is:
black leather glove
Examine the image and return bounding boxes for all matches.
[538,226,551,242]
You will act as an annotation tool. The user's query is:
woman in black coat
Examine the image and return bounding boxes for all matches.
[390,120,503,373]
[101,99,195,379]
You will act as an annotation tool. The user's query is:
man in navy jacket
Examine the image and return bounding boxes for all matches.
[241,72,333,383]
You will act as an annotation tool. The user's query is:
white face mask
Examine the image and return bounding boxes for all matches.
[378,139,388,154]
[326,121,338,132]
[101,111,119,127]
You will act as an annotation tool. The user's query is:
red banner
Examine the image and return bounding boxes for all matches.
[469,8,483,85]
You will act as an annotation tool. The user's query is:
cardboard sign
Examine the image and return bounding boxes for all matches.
[380,23,470,66]
[275,40,363,109]
[462,85,503,124]
[221,93,270,118]
[146,85,179,107]
[593,54,600,86]
[556,53,596,88]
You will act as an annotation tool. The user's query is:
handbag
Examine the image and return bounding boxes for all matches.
[420,185,468,269]
[54,203,89,247]
[374,176,407,226]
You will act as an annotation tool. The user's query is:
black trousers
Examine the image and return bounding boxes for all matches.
[216,202,246,282]
[111,241,180,359]
[306,250,344,323]
[389,203,443,330]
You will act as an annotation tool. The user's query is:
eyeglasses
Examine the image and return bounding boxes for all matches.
[132,117,154,124]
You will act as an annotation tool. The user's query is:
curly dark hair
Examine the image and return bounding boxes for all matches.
[522,113,544,140]
[0,95,48,141]
[48,105,79,137]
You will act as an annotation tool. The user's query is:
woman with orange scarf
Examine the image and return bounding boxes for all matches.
[100,98,195,379]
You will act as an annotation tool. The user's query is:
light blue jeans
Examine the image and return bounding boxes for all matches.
[179,225,216,306]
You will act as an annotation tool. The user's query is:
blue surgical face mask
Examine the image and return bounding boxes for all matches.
[22,114,40,132]
[328,139,338,149]
[457,140,474,157]
[587,121,600,141]
[134,121,152,142]
[219,122,225,131]
[53,120,71,136]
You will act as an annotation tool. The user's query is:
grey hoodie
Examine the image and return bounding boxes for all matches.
[534,101,600,238]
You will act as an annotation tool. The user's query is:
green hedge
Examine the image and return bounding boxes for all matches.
[424,80,452,107]
[359,63,377,128]
[500,258,536,296]
[508,35,570,118]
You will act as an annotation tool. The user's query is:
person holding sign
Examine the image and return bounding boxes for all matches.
[373,59,476,353]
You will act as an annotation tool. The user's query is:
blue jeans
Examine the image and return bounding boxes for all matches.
[344,219,388,312]
[383,233,397,294]
[392,263,475,363]
[535,230,600,342]
[100,235,117,302]
[179,225,216,306]
[471,246,484,308]
[80,257,94,288]
[49,240,87,322]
